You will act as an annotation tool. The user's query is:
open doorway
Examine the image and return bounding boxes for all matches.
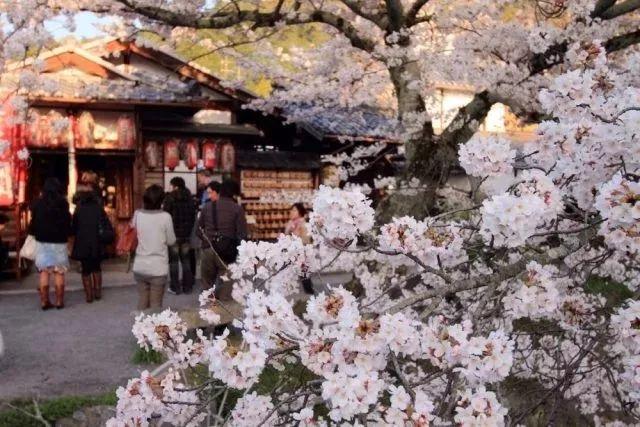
[27,152,69,202]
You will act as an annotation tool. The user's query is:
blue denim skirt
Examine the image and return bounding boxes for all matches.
[35,242,70,273]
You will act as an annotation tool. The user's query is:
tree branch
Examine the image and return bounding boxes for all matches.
[406,0,431,26]
[385,0,405,31]
[113,0,378,52]
[387,247,570,314]
[591,0,618,17]
[338,0,386,28]
[604,28,640,53]
[599,0,640,19]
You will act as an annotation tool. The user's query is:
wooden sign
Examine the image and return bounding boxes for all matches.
[220,142,235,173]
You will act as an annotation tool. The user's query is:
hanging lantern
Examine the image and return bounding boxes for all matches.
[202,140,218,170]
[220,142,235,173]
[117,115,136,149]
[185,139,198,170]
[164,139,180,171]
[144,141,160,169]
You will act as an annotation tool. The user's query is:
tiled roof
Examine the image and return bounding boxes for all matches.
[288,105,399,141]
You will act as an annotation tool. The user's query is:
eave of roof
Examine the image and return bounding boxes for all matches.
[141,123,262,137]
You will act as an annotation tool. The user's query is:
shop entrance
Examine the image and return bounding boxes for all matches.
[27,152,69,200]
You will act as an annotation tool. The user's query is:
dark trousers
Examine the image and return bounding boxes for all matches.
[201,248,232,300]
[169,242,194,293]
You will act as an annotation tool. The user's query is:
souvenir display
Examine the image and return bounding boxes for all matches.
[220,142,235,173]
[164,139,180,170]
[202,140,218,170]
[185,139,198,170]
[117,115,136,149]
[240,169,315,240]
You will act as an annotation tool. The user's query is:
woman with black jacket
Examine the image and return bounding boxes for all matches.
[30,178,71,310]
[71,185,108,303]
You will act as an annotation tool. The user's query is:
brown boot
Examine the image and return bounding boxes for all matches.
[54,284,65,309]
[92,271,102,300]
[82,275,94,303]
[39,285,52,310]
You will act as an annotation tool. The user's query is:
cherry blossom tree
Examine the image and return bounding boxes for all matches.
[2,1,640,425]
[50,0,640,208]
[102,45,640,425]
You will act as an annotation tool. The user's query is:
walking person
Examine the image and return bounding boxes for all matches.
[284,203,314,294]
[30,178,71,310]
[163,177,196,295]
[71,181,112,303]
[196,179,247,300]
[132,185,176,311]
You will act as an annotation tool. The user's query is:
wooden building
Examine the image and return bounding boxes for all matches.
[0,37,338,276]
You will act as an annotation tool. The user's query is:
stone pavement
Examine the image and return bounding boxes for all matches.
[0,285,201,401]
[0,260,352,402]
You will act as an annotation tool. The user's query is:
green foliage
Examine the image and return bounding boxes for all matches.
[0,393,116,427]
[131,347,166,365]
[585,276,634,309]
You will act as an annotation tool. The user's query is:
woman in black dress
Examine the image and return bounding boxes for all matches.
[71,184,107,302]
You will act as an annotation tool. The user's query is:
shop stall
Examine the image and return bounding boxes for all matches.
[236,151,321,240]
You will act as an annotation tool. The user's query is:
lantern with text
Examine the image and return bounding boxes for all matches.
[202,140,218,170]
[164,139,180,171]
[220,142,235,173]
[185,139,198,170]
[144,141,161,169]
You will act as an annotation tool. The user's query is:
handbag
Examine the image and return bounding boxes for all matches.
[98,209,115,245]
[210,202,239,264]
[116,213,138,255]
[19,235,37,261]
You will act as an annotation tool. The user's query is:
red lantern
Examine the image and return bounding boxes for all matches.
[164,139,180,171]
[185,139,198,170]
[202,140,218,170]
[220,142,235,173]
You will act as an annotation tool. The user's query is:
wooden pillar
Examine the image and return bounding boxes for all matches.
[67,114,77,206]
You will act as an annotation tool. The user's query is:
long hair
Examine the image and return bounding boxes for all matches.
[41,177,65,209]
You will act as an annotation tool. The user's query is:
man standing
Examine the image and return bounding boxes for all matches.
[196,179,247,300]
[196,169,214,207]
[163,177,196,294]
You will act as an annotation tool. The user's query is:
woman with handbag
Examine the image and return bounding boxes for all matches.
[30,178,71,310]
[71,182,114,303]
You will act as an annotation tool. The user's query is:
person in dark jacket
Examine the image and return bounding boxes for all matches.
[163,177,196,294]
[30,177,71,310]
[196,179,247,300]
[71,184,108,303]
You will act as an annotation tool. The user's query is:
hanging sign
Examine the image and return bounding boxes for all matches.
[220,142,235,173]
[117,115,136,149]
[0,163,13,206]
[76,111,95,148]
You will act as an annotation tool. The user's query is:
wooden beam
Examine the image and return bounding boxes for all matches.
[43,52,117,79]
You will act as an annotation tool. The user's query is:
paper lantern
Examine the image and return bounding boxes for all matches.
[164,139,180,171]
[185,139,198,170]
[202,141,218,170]
[220,142,235,173]
[144,141,160,169]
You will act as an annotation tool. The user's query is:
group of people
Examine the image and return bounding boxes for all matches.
[29,172,107,310]
[28,169,311,312]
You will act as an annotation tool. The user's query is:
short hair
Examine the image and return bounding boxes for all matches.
[292,202,307,217]
[207,181,221,193]
[220,179,239,198]
[200,170,213,178]
[0,213,9,225]
[143,184,165,210]
[80,171,98,186]
[170,177,186,189]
